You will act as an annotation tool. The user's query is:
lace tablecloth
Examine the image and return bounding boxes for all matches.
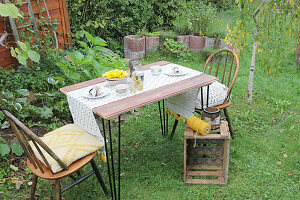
[66,64,203,140]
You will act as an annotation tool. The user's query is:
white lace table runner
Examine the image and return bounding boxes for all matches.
[66,64,203,140]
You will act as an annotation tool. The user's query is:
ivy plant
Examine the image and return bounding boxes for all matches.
[0,136,23,157]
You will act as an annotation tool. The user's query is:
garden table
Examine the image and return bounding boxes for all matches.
[60,61,218,199]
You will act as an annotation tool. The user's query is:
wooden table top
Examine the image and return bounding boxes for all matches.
[60,61,218,119]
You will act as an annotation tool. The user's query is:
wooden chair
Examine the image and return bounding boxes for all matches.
[198,48,240,138]
[170,48,239,138]
[2,110,108,200]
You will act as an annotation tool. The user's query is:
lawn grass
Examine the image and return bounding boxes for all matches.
[1,46,299,200]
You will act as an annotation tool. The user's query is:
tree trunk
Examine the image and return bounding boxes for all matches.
[247,29,258,104]
[246,0,266,104]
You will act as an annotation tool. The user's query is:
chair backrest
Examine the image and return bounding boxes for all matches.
[203,48,240,102]
[2,110,68,173]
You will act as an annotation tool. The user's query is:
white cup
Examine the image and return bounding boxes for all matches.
[115,84,129,94]
[150,65,162,75]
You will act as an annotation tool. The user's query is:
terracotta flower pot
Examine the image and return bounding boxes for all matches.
[177,35,190,48]
[145,36,159,54]
[189,35,205,53]
[124,35,145,59]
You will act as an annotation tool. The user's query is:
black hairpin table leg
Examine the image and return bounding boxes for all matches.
[158,101,164,136]
[101,118,114,199]
[162,99,166,136]
[108,120,117,199]
[118,115,121,199]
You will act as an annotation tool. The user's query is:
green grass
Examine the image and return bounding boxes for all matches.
[1,47,299,200]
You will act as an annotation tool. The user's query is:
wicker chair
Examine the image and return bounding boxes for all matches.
[170,48,239,138]
[2,110,108,200]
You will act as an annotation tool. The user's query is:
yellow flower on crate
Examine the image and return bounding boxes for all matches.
[102,69,128,79]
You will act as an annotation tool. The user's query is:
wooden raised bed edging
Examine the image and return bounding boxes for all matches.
[124,35,145,59]
[189,35,205,53]
[145,36,159,54]
[177,35,191,48]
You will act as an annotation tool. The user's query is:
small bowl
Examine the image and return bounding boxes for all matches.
[150,65,162,75]
[105,78,127,87]
[115,84,129,94]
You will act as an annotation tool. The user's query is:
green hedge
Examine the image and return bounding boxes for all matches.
[67,0,185,54]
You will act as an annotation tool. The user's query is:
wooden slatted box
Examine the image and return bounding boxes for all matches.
[184,121,230,185]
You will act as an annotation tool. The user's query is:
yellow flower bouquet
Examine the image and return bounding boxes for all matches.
[102,69,129,86]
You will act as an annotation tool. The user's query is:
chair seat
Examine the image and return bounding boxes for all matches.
[27,152,96,179]
[215,100,231,110]
[29,124,104,173]
[195,82,228,110]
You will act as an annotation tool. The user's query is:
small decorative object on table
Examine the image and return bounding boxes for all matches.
[102,69,128,86]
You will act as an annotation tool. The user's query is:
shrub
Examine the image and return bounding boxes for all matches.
[163,38,188,57]
[67,0,185,54]
[188,1,217,36]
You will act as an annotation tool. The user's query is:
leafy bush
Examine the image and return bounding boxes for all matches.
[206,17,227,39]
[159,30,178,44]
[188,1,217,36]
[200,46,221,60]
[205,0,235,10]
[163,39,188,57]
[57,31,128,83]
[67,0,185,54]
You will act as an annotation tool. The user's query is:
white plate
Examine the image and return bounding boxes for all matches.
[82,88,110,99]
[164,70,188,76]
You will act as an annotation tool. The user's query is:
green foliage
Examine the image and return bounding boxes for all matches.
[206,17,227,39]
[0,136,23,157]
[163,39,188,57]
[0,64,70,129]
[56,31,127,83]
[67,0,185,53]
[173,15,191,35]
[0,3,22,18]
[10,41,40,67]
[200,46,221,60]
[232,0,299,73]
[188,1,217,36]
[159,30,178,44]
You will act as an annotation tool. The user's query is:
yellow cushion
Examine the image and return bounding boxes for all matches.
[30,124,104,173]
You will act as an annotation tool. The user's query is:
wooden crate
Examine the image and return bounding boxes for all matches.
[184,121,230,185]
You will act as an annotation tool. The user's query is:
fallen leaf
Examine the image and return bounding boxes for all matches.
[277,161,282,165]
[11,177,19,183]
[0,179,5,184]
[296,119,299,123]
[162,162,166,166]
[10,164,18,172]
[15,181,23,190]
[280,129,284,132]
[134,142,140,148]
[247,164,250,168]
[288,174,293,176]
[284,154,288,158]
[27,181,32,186]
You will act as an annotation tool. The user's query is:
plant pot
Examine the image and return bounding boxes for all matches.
[145,36,159,54]
[205,37,215,48]
[189,35,205,53]
[177,35,190,48]
[124,35,145,59]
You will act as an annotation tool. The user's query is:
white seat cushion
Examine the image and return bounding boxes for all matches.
[195,82,228,110]
[30,124,104,173]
